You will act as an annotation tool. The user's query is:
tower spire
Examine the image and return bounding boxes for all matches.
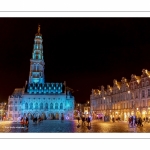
[29,25,45,84]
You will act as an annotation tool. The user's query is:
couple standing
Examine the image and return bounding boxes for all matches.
[20,117,29,129]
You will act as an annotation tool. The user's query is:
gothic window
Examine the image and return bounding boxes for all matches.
[10,107,12,111]
[143,100,145,107]
[9,101,13,105]
[60,103,63,109]
[142,90,145,98]
[45,103,48,109]
[15,107,17,111]
[25,103,28,110]
[111,97,113,103]
[55,103,58,109]
[34,65,36,71]
[147,81,149,86]
[132,101,134,108]
[37,65,39,71]
[131,93,133,99]
[35,103,38,109]
[134,84,137,89]
[30,103,33,109]
[40,103,43,110]
[126,94,128,100]
[50,103,53,109]
[135,92,137,98]
[142,82,144,87]
[148,89,150,97]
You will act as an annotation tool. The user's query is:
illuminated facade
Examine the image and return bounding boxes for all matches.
[90,69,150,121]
[8,25,74,121]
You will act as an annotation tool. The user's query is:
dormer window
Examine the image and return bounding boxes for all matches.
[147,81,149,86]
[142,90,145,98]
[134,84,137,89]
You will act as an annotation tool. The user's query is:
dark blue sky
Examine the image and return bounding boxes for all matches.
[0,18,150,103]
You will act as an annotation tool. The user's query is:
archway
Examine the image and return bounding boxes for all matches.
[142,110,147,119]
[131,111,134,116]
[136,111,141,118]
[27,113,32,120]
[148,110,150,118]
[50,113,54,119]
[41,113,46,120]
[124,112,127,121]
[120,112,124,121]
[55,113,59,120]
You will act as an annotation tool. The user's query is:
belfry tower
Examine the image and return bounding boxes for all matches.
[29,25,45,84]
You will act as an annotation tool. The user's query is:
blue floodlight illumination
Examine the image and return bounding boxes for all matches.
[8,25,75,122]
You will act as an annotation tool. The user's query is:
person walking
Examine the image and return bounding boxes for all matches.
[20,117,24,127]
[132,115,136,127]
[112,117,115,123]
[146,117,148,123]
[61,113,64,122]
[77,116,80,124]
[139,117,143,127]
[82,115,86,126]
[25,116,29,129]
[87,115,91,127]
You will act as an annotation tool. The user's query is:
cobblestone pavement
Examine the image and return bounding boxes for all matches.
[1,120,150,133]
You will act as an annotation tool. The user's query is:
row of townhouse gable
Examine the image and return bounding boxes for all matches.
[90,69,150,121]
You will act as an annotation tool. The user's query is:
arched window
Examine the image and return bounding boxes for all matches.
[35,103,38,109]
[50,103,53,109]
[60,103,63,109]
[30,103,33,109]
[55,103,58,109]
[36,55,38,59]
[25,103,28,110]
[134,84,137,89]
[40,103,43,110]
[111,97,113,103]
[143,100,145,107]
[34,65,36,71]
[142,90,145,98]
[148,89,150,97]
[45,103,48,109]
[147,81,149,86]
[37,65,39,71]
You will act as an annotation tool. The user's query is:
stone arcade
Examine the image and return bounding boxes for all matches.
[8,25,74,121]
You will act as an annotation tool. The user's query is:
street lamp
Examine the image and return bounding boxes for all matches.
[128,90,135,116]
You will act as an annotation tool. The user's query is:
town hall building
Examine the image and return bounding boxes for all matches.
[8,25,75,121]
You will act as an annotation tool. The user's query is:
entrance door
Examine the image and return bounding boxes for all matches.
[55,113,59,120]
[50,113,54,119]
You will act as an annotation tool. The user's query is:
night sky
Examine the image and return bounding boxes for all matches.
[1,18,150,104]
